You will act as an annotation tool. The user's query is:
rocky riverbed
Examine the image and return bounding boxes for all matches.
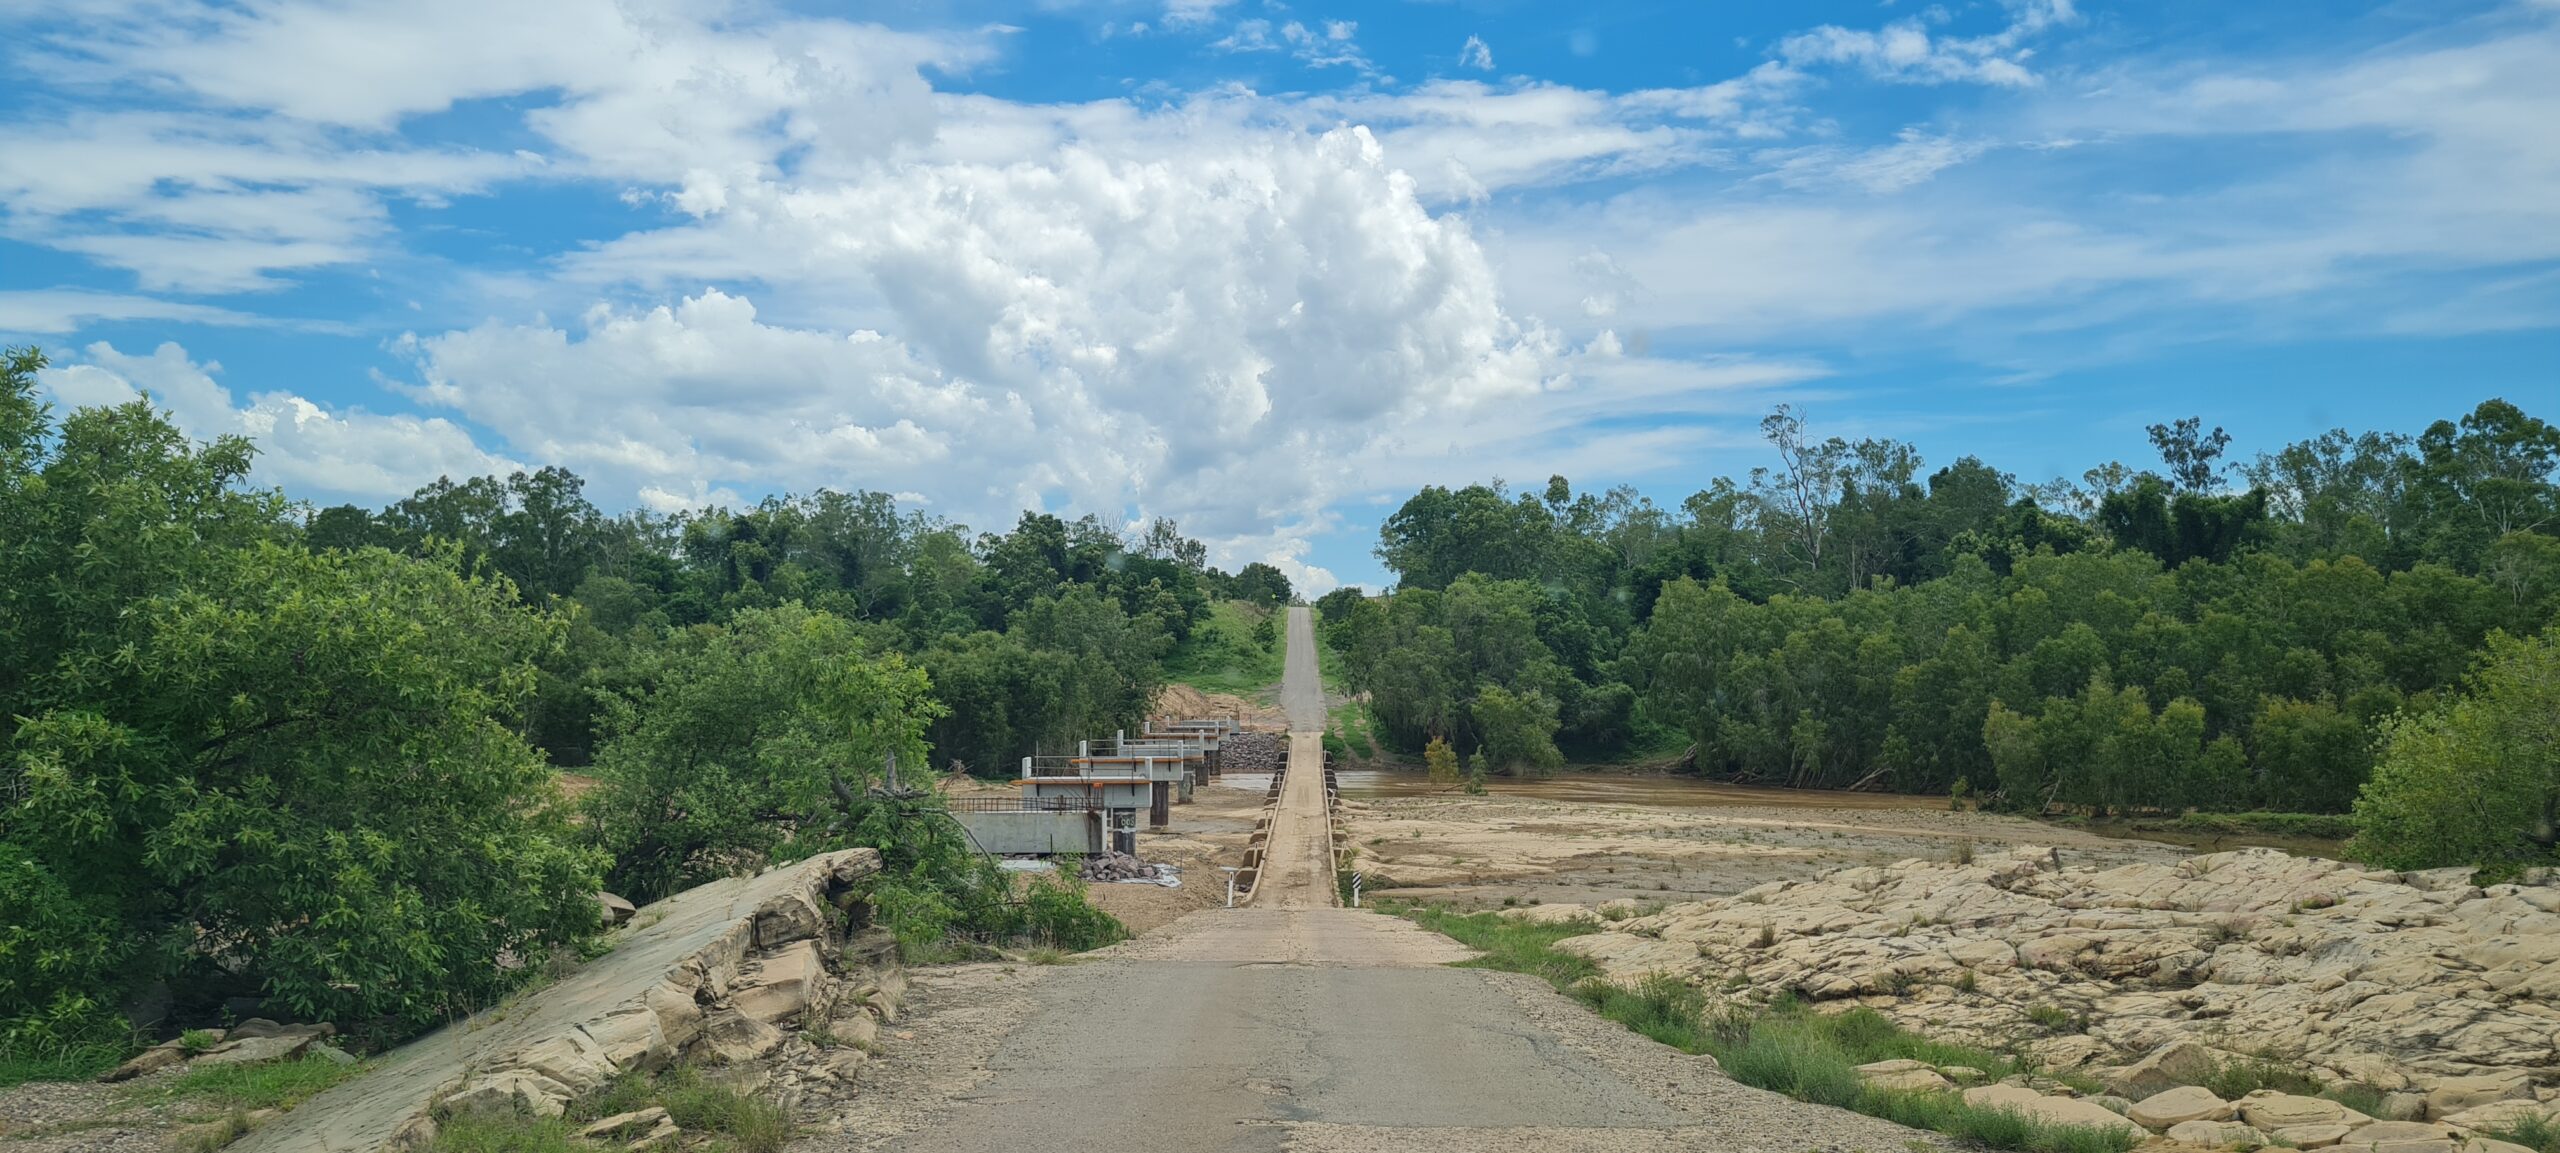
[1549,844,2556,1117]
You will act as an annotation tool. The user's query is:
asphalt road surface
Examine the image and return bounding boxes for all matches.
[856,605,1932,1153]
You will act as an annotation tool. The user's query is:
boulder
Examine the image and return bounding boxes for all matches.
[2130,1086,2235,1130]
[2276,1123,2356,1148]
[596,892,638,926]
[731,939,833,1025]
[96,1044,186,1082]
[194,1033,314,1066]
[628,1117,683,1152]
[2428,1073,2531,1119]
[1857,1059,1953,1093]
[580,1107,669,1141]
[2442,1100,2557,1130]
[2166,1119,2268,1148]
[2241,1092,2372,1131]
[2463,1142,2538,1153]
[822,1048,870,1081]
[697,1010,783,1064]
[2102,1039,2219,1098]
[441,1070,573,1119]
[1962,1085,2146,1139]
[226,1018,330,1041]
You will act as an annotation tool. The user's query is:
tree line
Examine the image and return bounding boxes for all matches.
[0,347,1284,1057]
[1317,400,2560,873]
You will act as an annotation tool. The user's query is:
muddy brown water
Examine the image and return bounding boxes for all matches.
[1337,769,2346,858]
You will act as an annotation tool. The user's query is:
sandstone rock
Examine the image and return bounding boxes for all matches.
[2428,1073,2530,1119]
[597,891,638,926]
[1555,848,2556,1100]
[442,1070,574,1118]
[628,1117,683,1151]
[2130,1086,2235,1130]
[2442,1100,2557,1130]
[2329,1053,2411,1092]
[2102,1039,2219,1099]
[2166,1119,2268,1147]
[2351,1121,2461,1143]
[495,1030,617,1098]
[194,1033,314,1066]
[1857,1059,1953,1093]
[97,1044,185,1082]
[732,939,833,1025]
[2383,1094,2432,1121]
[2277,1123,2356,1148]
[826,1011,881,1049]
[579,1106,668,1140]
[698,1009,784,1064]
[2241,1093,2372,1131]
[2462,1141,2538,1153]
[1961,1085,2145,1139]
[226,1018,331,1041]
[823,1048,870,1080]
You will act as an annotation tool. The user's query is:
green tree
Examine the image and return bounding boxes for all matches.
[2350,631,2560,871]
[1424,736,1461,787]
[2,349,601,1037]
[584,605,941,901]
[1469,684,1564,777]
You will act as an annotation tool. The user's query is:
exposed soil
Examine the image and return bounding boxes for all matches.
[1336,770,2190,910]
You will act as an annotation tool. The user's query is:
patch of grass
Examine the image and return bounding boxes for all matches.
[1162,600,1286,695]
[1393,903,2130,1153]
[0,1040,126,1088]
[1393,904,1603,990]
[2487,1114,2560,1153]
[159,1053,367,1111]
[2025,1003,2086,1034]
[174,1109,254,1153]
[430,1113,602,1152]
[571,1065,789,1153]
[178,1029,221,1055]
[2197,1055,2326,1101]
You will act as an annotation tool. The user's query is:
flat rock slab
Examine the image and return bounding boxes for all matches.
[232,848,878,1153]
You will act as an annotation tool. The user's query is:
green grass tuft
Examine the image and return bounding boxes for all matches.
[429,1113,602,1152]
[159,1052,367,1111]
[0,1040,126,1089]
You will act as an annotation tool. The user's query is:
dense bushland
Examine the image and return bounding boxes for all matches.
[1321,402,2559,869]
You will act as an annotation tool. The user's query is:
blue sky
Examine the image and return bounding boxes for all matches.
[3,0,2555,591]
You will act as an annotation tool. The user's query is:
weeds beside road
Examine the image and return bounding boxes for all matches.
[1392,904,2138,1153]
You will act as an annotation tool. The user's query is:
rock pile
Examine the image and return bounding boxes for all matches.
[1081,851,1163,882]
[1847,1058,2554,1152]
[1221,731,1285,772]
[1554,846,2558,1107]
